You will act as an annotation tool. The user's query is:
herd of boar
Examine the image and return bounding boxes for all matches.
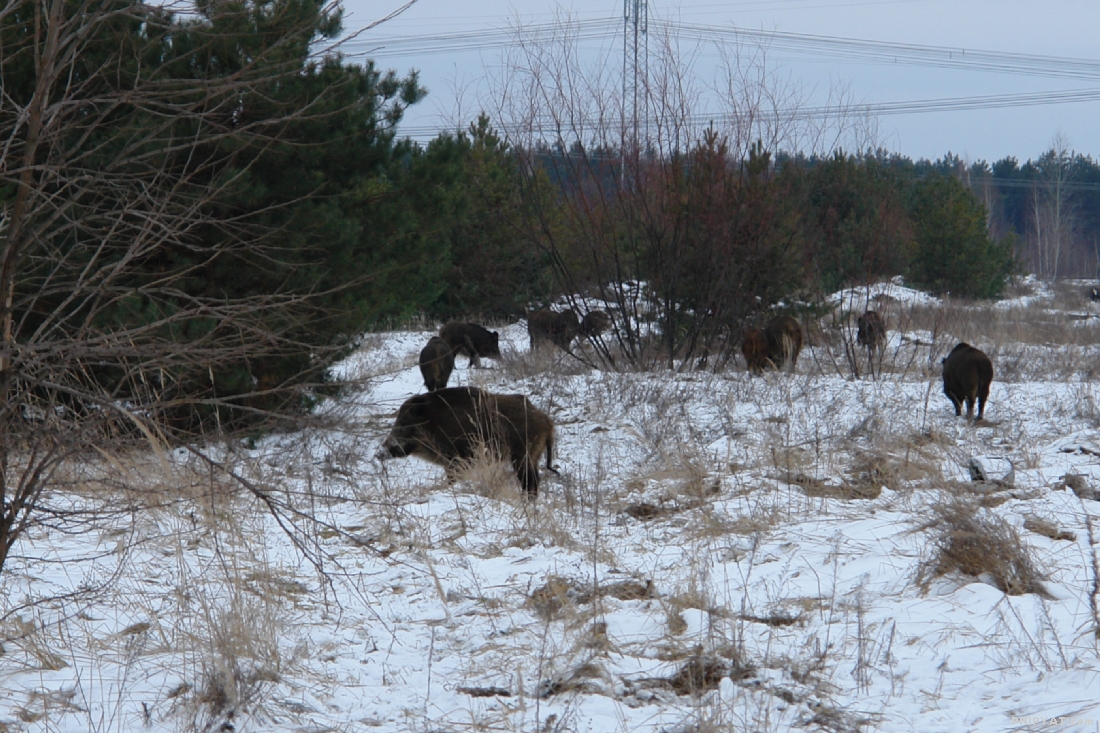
[378,308,994,499]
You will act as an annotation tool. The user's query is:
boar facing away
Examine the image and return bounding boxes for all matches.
[942,342,993,420]
[418,336,455,392]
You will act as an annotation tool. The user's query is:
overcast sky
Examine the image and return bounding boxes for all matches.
[334,0,1100,162]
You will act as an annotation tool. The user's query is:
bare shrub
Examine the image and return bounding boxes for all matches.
[0,0,394,584]
[487,10,871,370]
[916,500,1049,596]
[170,520,293,732]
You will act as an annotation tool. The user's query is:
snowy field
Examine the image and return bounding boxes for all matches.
[2,279,1100,732]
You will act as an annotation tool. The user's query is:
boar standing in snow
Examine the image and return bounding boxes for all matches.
[580,310,613,337]
[439,322,501,367]
[856,310,887,354]
[742,328,771,375]
[764,315,802,371]
[941,342,993,420]
[418,337,454,392]
[376,387,555,499]
[527,309,580,350]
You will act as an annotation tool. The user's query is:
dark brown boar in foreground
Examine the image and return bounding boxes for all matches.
[375,387,555,499]
[856,310,887,353]
[439,322,501,367]
[528,309,580,350]
[942,342,993,420]
[418,336,454,392]
[764,315,802,371]
[742,328,771,374]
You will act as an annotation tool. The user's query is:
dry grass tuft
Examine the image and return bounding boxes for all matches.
[1023,515,1077,542]
[186,598,284,727]
[622,500,683,521]
[497,347,595,381]
[15,689,84,725]
[846,455,899,495]
[739,611,801,627]
[538,661,607,697]
[1057,473,1100,500]
[602,579,656,601]
[665,647,755,696]
[616,446,722,525]
[916,499,1049,596]
[0,615,69,671]
[806,702,876,733]
[451,449,525,502]
[788,471,882,501]
[527,576,656,620]
[910,428,951,448]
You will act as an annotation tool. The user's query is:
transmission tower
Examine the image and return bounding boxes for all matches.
[623,0,648,152]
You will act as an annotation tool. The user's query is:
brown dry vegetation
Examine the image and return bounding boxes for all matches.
[6,280,1100,731]
[916,499,1050,596]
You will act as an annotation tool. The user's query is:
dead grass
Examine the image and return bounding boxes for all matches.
[916,499,1050,597]
[1057,473,1100,500]
[527,576,657,621]
[175,563,290,732]
[1023,515,1076,542]
[0,615,70,672]
[792,472,883,501]
[1047,279,1099,311]
[846,454,900,493]
[809,286,1100,383]
[451,446,527,502]
[666,650,754,695]
[497,346,597,382]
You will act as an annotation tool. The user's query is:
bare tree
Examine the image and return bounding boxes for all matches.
[1028,133,1078,279]
[0,0,387,578]
[485,14,869,368]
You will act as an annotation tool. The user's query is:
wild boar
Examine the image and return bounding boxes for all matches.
[528,309,580,350]
[418,336,455,392]
[580,310,613,337]
[764,315,802,371]
[942,342,993,420]
[856,310,887,353]
[376,387,555,499]
[439,322,501,367]
[742,328,771,374]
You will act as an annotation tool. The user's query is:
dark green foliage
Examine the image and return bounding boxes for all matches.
[882,148,1100,279]
[905,174,1018,299]
[1,0,428,434]
[793,151,911,293]
[411,116,552,320]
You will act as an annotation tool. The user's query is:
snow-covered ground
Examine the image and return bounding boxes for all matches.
[2,286,1100,733]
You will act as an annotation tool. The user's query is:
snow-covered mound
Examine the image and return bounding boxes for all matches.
[828,276,941,311]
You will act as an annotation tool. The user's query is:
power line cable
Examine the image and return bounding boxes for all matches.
[346,16,1100,82]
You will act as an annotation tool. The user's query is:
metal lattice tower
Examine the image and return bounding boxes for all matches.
[623,0,648,151]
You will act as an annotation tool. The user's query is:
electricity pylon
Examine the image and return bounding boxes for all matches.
[623,0,648,153]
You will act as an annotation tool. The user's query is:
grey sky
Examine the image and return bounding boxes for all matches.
[336,0,1100,162]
